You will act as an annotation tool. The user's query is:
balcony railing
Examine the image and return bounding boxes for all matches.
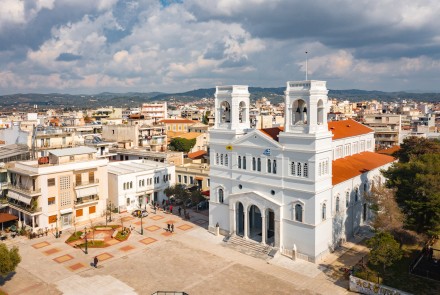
[74,179,99,187]
[9,185,41,196]
[74,195,99,205]
[7,198,42,213]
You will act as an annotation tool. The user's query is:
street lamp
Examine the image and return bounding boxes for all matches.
[55,216,59,238]
[139,206,143,235]
[84,226,88,254]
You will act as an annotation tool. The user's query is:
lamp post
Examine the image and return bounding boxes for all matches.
[84,226,88,254]
[139,206,143,235]
[55,216,59,238]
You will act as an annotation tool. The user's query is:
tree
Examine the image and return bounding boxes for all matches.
[169,138,196,153]
[164,184,191,209]
[383,154,440,236]
[202,111,210,125]
[365,183,420,246]
[0,243,21,277]
[393,137,440,163]
[366,232,402,272]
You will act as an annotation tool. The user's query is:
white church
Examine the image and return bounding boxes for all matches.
[208,80,395,262]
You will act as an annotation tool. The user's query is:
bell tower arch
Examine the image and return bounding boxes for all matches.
[214,85,250,132]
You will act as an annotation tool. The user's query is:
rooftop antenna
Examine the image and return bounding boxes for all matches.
[305,51,308,80]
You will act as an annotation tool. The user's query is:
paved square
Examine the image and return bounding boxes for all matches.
[121,216,134,222]
[133,221,142,225]
[67,262,86,271]
[106,239,120,246]
[150,215,164,220]
[194,219,208,225]
[31,241,50,249]
[119,245,135,252]
[177,224,193,231]
[139,237,157,245]
[164,219,177,224]
[145,225,161,232]
[53,254,74,263]
[161,231,174,237]
[43,247,61,255]
[97,253,114,262]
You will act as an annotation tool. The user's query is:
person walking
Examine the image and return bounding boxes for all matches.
[171,224,174,233]
[170,205,173,214]
[167,223,171,232]
[94,256,98,268]
[178,206,181,216]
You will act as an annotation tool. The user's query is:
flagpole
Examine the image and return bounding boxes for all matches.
[305,51,308,80]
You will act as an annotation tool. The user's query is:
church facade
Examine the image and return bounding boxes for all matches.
[208,80,395,262]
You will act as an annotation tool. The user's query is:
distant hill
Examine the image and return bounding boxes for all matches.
[0,88,439,109]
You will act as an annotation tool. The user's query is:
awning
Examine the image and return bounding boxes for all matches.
[0,213,18,223]
[8,190,32,205]
[195,176,203,181]
[60,208,73,215]
[75,186,99,198]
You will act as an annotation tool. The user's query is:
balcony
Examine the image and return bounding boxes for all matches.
[8,185,41,196]
[74,195,99,206]
[6,198,42,214]
[74,179,99,187]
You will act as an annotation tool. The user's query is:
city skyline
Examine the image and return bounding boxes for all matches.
[1,0,440,95]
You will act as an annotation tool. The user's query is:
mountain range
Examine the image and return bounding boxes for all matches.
[0,88,439,109]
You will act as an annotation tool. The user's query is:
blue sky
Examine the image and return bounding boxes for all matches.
[0,0,439,94]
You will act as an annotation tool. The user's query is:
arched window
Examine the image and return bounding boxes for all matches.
[220,101,231,123]
[272,160,277,174]
[291,162,295,175]
[218,188,224,203]
[355,188,359,202]
[322,203,327,220]
[346,191,350,207]
[292,99,308,125]
[239,101,247,123]
[297,162,302,177]
[130,181,133,189]
[303,163,308,177]
[295,204,303,222]
[243,156,246,170]
[252,157,256,171]
[364,182,367,192]
[220,154,224,165]
[123,183,126,190]
[238,156,242,169]
[336,196,340,213]
[257,158,261,171]
[267,159,272,173]
[225,154,228,166]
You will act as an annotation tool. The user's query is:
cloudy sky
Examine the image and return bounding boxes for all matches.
[0,0,439,94]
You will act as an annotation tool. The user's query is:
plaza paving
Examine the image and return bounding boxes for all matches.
[0,208,363,295]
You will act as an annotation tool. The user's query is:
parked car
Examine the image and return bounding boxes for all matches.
[197,200,209,210]
[132,209,141,217]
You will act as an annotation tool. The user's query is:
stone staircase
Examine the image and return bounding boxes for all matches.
[226,235,273,258]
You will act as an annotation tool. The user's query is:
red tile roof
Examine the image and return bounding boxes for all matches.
[260,127,284,141]
[159,119,196,124]
[377,145,400,155]
[328,119,373,140]
[332,152,395,185]
[187,150,207,159]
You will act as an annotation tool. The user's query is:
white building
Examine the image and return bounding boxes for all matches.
[108,160,175,212]
[6,146,108,232]
[209,81,395,263]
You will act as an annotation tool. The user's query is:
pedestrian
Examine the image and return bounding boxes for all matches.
[94,256,98,268]
[167,223,171,231]
[171,224,174,232]
[154,205,157,214]
[170,205,173,214]
[162,199,165,206]
[178,207,181,216]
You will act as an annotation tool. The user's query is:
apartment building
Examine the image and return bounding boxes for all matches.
[5,146,108,232]
[363,114,403,148]
[107,160,175,212]
[141,102,167,124]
